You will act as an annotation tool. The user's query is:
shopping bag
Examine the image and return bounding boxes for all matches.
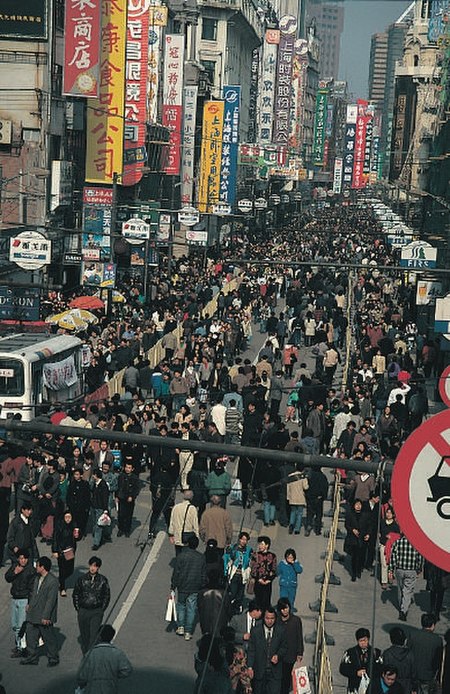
[97,511,111,527]
[165,590,177,622]
[358,673,370,694]
[292,665,311,694]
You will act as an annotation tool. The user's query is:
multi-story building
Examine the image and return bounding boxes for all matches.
[304,0,344,80]
[369,32,388,112]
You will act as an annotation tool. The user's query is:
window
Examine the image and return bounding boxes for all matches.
[201,60,216,85]
[202,18,217,41]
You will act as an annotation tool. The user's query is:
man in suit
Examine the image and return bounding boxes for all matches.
[247,606,288,694]
[229,599,262,650]
[21,556,59,667]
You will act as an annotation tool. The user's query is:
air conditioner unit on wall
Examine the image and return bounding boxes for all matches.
[0,119,12,145]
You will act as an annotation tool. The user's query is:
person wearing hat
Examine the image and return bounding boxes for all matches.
[339,627,382,693]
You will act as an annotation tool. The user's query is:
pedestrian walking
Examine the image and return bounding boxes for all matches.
[250,536,278,611]
[171,534,207,641]
[73,556,111,654]
[66,467,91,539]
[116,462,139,537]
[408,613,443,694]
[388,533,423,621]
[6,502,38,564]
[224,531,252,614]
[90,468,110,550]
[229,599,262,650]
[344,499,372,582]
[370,665,405,694]
[76,623,132,694]
[286,465,309,535]
[277,598,304,694]
[382,627,417,694]
[199,495,233,553]
[277,549,303,609]
[4,549,36,658]
[339,627,382,694]
[52,510,79,596]
[168,489,199,555]
[247,606,288,694]
[304,467,328,536]
[20,556,60,667]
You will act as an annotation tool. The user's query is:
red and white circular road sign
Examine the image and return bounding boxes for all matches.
[438,364,450,408]
[391,409,450,571]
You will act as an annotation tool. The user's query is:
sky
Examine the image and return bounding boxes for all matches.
[338,0,412,98]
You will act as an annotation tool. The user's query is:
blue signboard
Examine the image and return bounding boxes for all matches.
[0,286,40,321]
[219,86,240,205]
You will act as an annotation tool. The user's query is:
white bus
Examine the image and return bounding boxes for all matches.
[0,333,83,420]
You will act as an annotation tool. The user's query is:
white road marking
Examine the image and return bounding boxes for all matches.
[112,530,166,634]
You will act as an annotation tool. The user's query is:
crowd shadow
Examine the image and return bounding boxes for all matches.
[33,667,196,694]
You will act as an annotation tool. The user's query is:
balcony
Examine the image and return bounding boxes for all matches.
[395,60,441,80]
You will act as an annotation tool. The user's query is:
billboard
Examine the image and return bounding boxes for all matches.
[248,48,259,143]
[85,0,126,184]
[147,26,162,124]
[313,89,329,166]
[342,104,357,188]
[82,186,113,260]
[63,0,101,97]
[352,99,369,189]
[181,86,198,206]
[219,86,240,205]
[162,34,184,175]
[258,39,278,145]
[333,157,343,194]
[81,262,116,288]
[273,33,295,146]
[198,101,225,213]
[0,287,40,322]
[0,0,47,39]
[122,0,150,186]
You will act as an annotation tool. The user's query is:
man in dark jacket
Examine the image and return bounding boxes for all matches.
[408,613,443,694]
[90,468,110,550]
[247,606,288,694]
[229,599,262,650]
[116,462,139,538]
[339,627,382,693]
[304,467,329,536]
[6,502,38,564]
[382,627,417,694]
[20,556,59,666]
[370,666,405,694]
[73,556,111,654]
[197,568,231,636]
[171,535,207,641]
[277,598,304,694]
[5,548,36,657]
[66,468,91,538]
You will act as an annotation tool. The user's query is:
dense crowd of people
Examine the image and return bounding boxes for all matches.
[0,202,448,693]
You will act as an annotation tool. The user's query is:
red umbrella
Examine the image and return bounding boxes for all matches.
[69,295,104,310]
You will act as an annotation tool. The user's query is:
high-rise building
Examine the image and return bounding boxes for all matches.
[368,32,388,112]
[304,0,344,80]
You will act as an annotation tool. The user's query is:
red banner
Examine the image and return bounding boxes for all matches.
[352,99,368,189]
[63,0,101,98]
[122,0,150,186]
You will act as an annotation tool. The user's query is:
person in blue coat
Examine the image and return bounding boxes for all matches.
[277,548,303,610]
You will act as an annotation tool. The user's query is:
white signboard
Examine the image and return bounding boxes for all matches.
[416,281,443,305]
[43,355,78,391]
[400,241,437,269]
[435,295,450,333]
[122,218,150,244]
[333,157,343,194]
[254,198,268,209]
[178,207,199,227]
[212,203,232,216]
[237,199,253,213]
[186,229,208,245]
[386,233,414,248]
[9,231,52,270]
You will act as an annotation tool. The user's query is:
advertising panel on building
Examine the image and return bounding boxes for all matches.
[273,23,295,146]
[248,48,259,143]
[198,101,225,213]
[342,104,357,188]
[0,0,47,39]
[123,0,150,186]
[82,186,113,259]
[258,35,278,145]
[81,261,116,288]
[312,88,329,166]
[85,0,126,183]
[147,26,162,123]
[352,99,368,189]
[63,0,101,97]
[181,86,198,205]
[162,34,184,175]
[219,86,240,205]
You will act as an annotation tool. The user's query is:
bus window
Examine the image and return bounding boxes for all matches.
[0,359,24,396]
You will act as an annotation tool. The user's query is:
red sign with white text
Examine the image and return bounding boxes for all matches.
[122,0,150,186]
[63,0,101,98]
[352,99,368,189]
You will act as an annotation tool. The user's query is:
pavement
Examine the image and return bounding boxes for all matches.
[0,315,448,694]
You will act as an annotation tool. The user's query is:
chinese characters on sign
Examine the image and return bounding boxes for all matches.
[198,101,225,213]
[219,86,240,205]
[312,89,329,166]
[122,0,150,186]
[85,0,126,183]
[273,33,294,146]
[0,0,47,39]
[162,34,184,175]
[43,356,78,391]
[248,48,259,143]
[63,0,101,98]
[342,104,357,188]
[147,26,161,123]
[333,157,343,194]
[352,99,369,189]
[258,36,278,145]
[82,186,113,259]
[181,86,198,205]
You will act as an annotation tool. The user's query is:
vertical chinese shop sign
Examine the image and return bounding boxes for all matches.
[198,101,225,213]
[63,0,101,97]
[162,34,184,175]
[85,0,127,184]
[122,0,150,186]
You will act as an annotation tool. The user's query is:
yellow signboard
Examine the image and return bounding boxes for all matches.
[198,101,225,213]
[149,5,168,26]
[85,0,126,184]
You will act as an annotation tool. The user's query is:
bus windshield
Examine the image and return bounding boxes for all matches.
[0,358,25,396]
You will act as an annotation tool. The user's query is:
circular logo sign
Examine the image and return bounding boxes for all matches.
[391,410,450,571]
[279,14,297,35]
[439,365,450,408]
[224,88,239,104]
[254,198,268,210]
[9,231,51,271]
[269,194,281,206]
[178,207,199,227]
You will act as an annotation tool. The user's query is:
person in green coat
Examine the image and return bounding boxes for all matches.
[76,624,132,694]
[205,458,231,508]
